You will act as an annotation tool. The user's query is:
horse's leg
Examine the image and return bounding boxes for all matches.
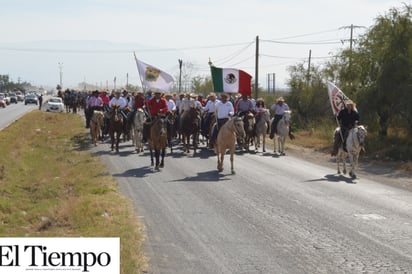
[110,132,114,151]
[116,131,120,152]
[217,149,223,172]
[149,147,154,166]
[155,149,160,170]
[230,148,235,174]
[159,148,165,168]
[348,153,356,178]
[262,132,266,152]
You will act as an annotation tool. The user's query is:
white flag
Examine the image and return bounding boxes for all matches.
[327,81,354,115]
[134,55,174,92]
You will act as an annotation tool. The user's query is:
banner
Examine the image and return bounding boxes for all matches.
[134,54,174,92]
[327,81,354,115]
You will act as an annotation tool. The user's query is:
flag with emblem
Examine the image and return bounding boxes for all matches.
[134,54,174,92]
[327,81,357,115]
[211,66,252,96]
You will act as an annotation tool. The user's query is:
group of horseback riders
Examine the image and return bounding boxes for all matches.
[82,88,359,156]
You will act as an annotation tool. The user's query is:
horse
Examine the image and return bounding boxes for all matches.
[108,105,124,152]
[131,108,146,153]
[148,116,168,170]
[165,110,177,153]
[90,110,105,146]
[335,124,367,179]
[272,110,291,155]
[215,116,246,174]
[241,111,256,151]
[254,109,270,152]
[179,107,200,153]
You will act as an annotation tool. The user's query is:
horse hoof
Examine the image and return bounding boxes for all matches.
[155,166,160,171]
[160,163,164,168]
[337,171,341,174]
[218,168,223,172]
[231,170,236,174]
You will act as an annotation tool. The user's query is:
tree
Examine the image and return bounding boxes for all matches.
[349,4,412,136]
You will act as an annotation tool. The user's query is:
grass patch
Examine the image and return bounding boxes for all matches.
[0,111,147,273]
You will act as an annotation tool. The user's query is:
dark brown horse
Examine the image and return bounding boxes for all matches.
[179,107,200,153]
[241,111,256,151]
[109,104,124,152]
[165,110,176,153]
[148,116,168,170]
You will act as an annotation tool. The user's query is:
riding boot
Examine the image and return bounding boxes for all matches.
[289,127,295,140]
[269,126,275,139]
[143,123,149,143]
[209,126,218,149]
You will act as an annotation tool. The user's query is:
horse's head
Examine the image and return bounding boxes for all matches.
[261,109,271,122]
[233,116,246,141]
[243,111,255,132]
[154,116,168,137]
[93,110,105,127]
[356,125,367,147]
[283,110,292,124]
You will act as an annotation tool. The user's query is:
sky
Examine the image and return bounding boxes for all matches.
[0,0,408,92]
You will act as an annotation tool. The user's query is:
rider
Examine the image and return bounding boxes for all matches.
[235,93,254,117]
[143,90,168,142]
[85,90,103,128]
[109,90,128,119]
[269,96,295,140]
[331,100,360,156]
[209,93,234,148]
[202,92,218,135]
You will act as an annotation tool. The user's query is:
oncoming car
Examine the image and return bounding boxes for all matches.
[46,97,64,112]
[24,94,38,105]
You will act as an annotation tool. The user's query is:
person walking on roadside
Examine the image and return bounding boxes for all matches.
[38,94,43,110]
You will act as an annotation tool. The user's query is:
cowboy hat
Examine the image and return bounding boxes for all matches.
[277,97,285,102]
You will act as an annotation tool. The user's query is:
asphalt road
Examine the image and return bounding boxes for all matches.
[0,101,39,129]
[92,138,412,274]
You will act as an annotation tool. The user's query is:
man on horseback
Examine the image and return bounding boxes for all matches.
[269,97,295,140]
[109,90,128,115]
[143,90,168,142]
[331,100,360,156]
[201,92,217,136]
[235,93,255,117]
[209,93,234,148]
[85,90,104,128]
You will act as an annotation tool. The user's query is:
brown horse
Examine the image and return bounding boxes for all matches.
[215,116,246,174]
[166,110,176,153]
[148,116,168,170]
[241,111,256,151]
[109,105,124,152]
[179,107,200,153]
[90,110,105,146]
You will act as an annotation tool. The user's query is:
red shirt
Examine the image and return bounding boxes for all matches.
[134,95,145,109]
[147,97,168,116]
[99,94,110,106]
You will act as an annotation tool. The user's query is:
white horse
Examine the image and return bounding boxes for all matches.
[334,124,367,179]
[272,110,291,155]
[254,109,270,152]
[131,108,146,153]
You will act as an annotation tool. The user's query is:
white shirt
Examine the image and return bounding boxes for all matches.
[109,96,127,109]
[215,100,234,119]
[203,99,217,113]
[270,102,289,115]
[167,99,176,111]
[179,98,196,112]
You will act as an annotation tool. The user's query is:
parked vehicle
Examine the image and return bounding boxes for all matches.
[0,95,6,108]
[24,94,38,105]
[45,97,64,112]
[9,93,18,104]
[0,93,10,105]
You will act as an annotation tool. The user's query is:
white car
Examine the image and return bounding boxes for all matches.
[46,97,64,112]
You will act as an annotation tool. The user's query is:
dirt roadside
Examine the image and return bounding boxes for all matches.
[283,142,412,192]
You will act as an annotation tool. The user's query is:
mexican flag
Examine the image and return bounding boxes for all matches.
[211,66,252,96]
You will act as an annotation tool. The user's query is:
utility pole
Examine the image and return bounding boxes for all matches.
[267,73,275,94]
[178,59,183,94]
[306,49,312,84]
[126,73,129,88]
[254,35,259,99]
[58,62,63,90]
[340,24,364,51]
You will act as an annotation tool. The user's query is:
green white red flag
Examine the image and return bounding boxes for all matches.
[211,66,252,96]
